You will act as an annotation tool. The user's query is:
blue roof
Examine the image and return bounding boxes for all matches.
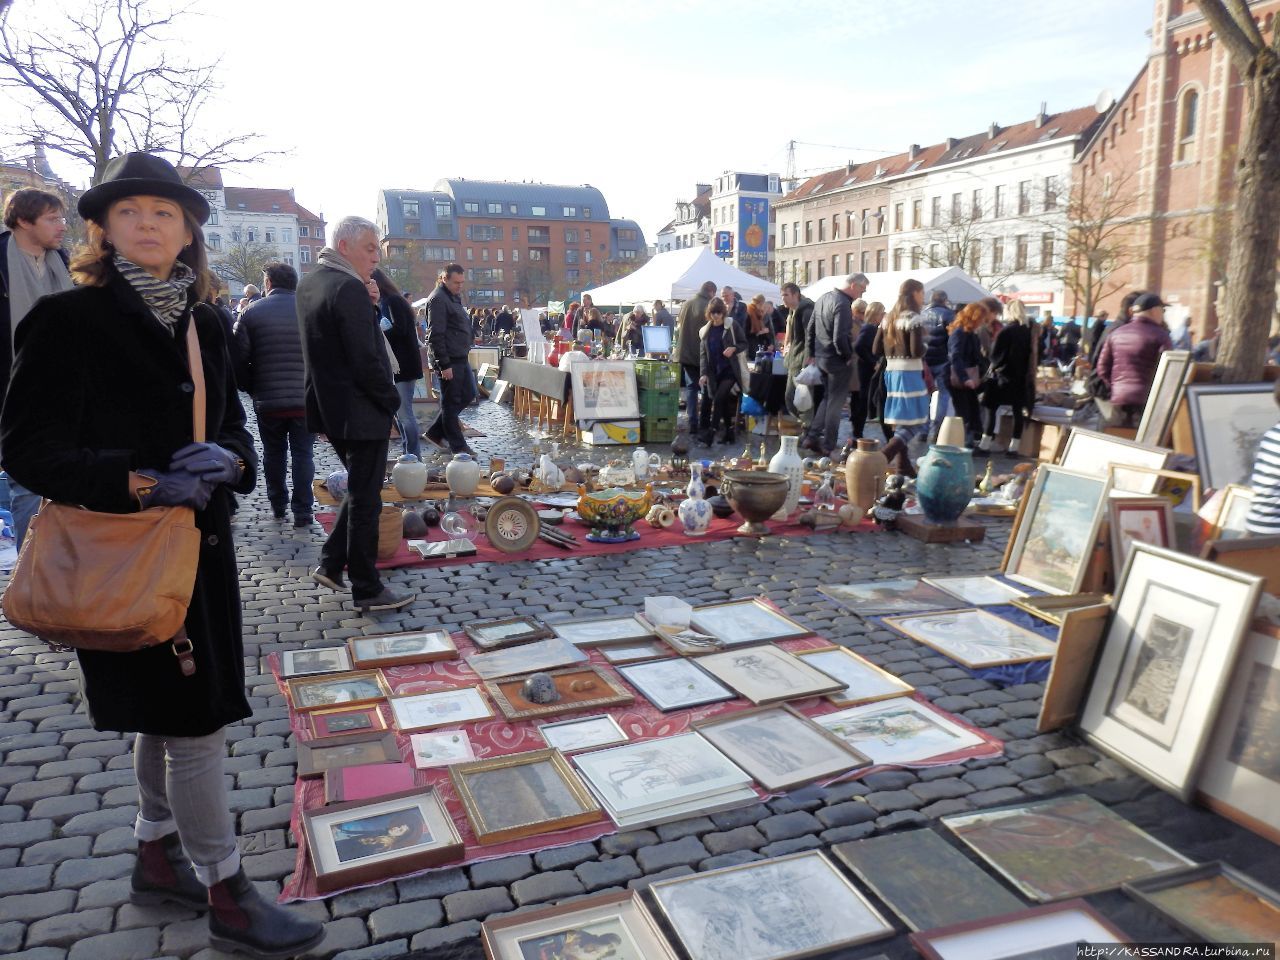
[609,219,646,256]
[435,179,611,221]
[379,190,457,241]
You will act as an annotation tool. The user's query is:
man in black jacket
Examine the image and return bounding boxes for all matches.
[298,215,410,613]
[802,273,866,454]
[235,262,315,527]
[423,263,477,456]
[919,290,955,441]
[780,282,816,427]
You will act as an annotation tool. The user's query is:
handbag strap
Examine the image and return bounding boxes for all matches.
[186,311,206,443]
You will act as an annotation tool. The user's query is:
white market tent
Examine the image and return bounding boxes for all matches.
[803,266,990,308]
[582,247,782,306]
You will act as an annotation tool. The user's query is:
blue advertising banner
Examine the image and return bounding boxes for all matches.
[738,198,769,270]
[714,231,733,258]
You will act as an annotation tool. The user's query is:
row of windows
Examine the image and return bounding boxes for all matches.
[456,225,597,245]
[781,232,1057,284]
[405,199,594,220]
[204,209,321,241]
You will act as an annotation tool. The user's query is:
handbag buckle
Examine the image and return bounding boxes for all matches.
[171,633,196,677]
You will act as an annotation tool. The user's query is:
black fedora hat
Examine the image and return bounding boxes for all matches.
[78,152,210,225]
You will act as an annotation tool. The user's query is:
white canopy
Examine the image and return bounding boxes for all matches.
[803,266,990,308]
[582,247,782,306]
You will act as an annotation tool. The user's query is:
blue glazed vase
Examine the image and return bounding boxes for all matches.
[915,444,975,524]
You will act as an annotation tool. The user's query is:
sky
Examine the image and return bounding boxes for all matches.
[5,0,1156,242]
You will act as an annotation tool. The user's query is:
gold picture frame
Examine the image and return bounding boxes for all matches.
[347,630,457,669]
[1036,603,1113,732]
[481,890,679,960]
[792,645,915,706]
[285,669,391,713]
[1011,592,1111,627]
[449,748,603,844]
[483,666,635,721]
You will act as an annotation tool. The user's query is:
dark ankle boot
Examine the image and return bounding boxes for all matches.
[131,833,207,911]
[208,868,324,959]
[881,436,906,471]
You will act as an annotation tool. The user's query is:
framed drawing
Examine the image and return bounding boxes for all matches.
[792,645,914,706]
[920,575,1029,607]
[465,636,588,680]
[449,748,602,844]
[1004,465,1111,595]
[280,646,352,678]
[409,731,475,769]
[549,615,657,647]
[908,900,1129,960]
[296,730,399,779]
[833,828,1023,932]
[883,609,1056,669]
[1079,542,1263,799]
[616,658,735,711]
[818,579,955,616]
[1122,861,1280,944]
[389,687,492,733]
[481,890,679,960]
[688,598,812,645]
[484,666,634,721]
[1058,427,1170,493]
[1209,483,1257,541]
[536,714,628,754]
[1135,349,1193,446]
[348,630,456,669]
[943,794,1192,901]
[306,704,388,741]
[1197,620,1280,844]
[1185,382,1275,489]
[693,644,845,704]
[302,787,462,894]
[814,698,986,766]
[598,640,670,664]
[463,616,553,651]
[693,704,870,791]
[649,851,894,959]
[1011,592,1110,627]
[1036,603,1113,732]
[1108,495,1175,575]
[286,670,390,713]
[570,360,639,421]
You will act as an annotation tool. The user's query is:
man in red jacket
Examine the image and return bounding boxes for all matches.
[1095,292,1173,427]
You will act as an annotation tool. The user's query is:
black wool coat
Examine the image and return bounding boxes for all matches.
[382,294,424,384]
[0,274,259,736]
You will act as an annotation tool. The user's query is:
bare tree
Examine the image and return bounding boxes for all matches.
[212,237,278,290]
[1058,165,1146,322]
[1194,0,1280,382]
[0,0,274,185]
[914,207,1017,289]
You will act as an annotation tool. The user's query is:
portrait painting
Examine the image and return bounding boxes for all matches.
[820,579,955,616]
[280,646,351,678]
[481,892,679,960]
[1124,863,1280,944]
[349,630,455,668]
[1185,383,1275,489]
[1108,497,1174,574]
[616,658,734,711]
[884,609,1057,669]
[1006,466,1109,595]
[694,644,844,704]
[287,670,389,712]
[330,805,432,865]
[921,576,1029,607]
[695,705,869,791]
[516,918,635,960]
[450,749,601,843]
[689,599,811,645]
[793,645,914,706]
[814,698,985,766]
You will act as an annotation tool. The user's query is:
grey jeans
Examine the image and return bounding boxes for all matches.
[807,357,854,451]
[133,728,240,886]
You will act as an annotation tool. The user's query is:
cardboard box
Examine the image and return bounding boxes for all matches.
[580,420,640,445]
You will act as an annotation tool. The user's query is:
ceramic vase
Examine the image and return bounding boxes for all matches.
[844,439,889,517]
[678,472,712,536]
[936,416,967,448]
[391,454,429,499]
[915,444,975,524]
[768,435,804,520]
[445,454,480,497]
[632,446,650,483]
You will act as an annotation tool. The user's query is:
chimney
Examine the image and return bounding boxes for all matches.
[945,137,957,151]
[1035,102,1048,128]
[907,144,921,160]
[988,122,999,140]
[846,161,855,174]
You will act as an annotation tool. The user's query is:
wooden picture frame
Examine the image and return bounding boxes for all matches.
[1122,861,1280,944]
[792,645,914,706]
[1058,426,1171,492]
[463,615,553,651]
[306,704,388,741]
[1199,535,1280,593]
[389,687,493,733]
[1107,495,1175,575]
[483,665,635,721]
[693,644,846,704]
[464,636,588,680]
[1135,349,1193,447]
[481,890,679,960]
[286,669,391,713]
[1004,465,1111,595]
[279,646,352,679]
[296,730,400,779]
[1036,602,1112,732]
[1105,463,1202,511]
[549,615,658,647]
[302,787,462,894]
[688,597,812,645]
[883,609,1057,669]
[449,748,602,844]
[1208,483,1257,541]
[1010,592,1110,627]
[909,900,1130,960]
[347,630,457,669]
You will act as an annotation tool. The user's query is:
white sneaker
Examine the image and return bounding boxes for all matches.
[978,435,993,452]
[1008,439,1021,455]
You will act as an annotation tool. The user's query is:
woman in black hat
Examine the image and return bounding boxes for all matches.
[0,152,322,959]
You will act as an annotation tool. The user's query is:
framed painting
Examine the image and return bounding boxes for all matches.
[818,579,956,616]
[348,630,456,669]
[693,644,845,705]
[813,698,986,766]
[1011,592,1111,627]
[549,615,657,647]
[536,714,628,754]
[302,787,462,894]
[920,575,1029,607]
[481,890,679,960]
[883,609,1057,669]
[833,828,1023,932]
[1209,483,1257,541]
[464,636,588,680]
[1185,382,1275,489]
[389,687,493,733]
[409,730,475,769]
[792,645,914,706]
[1036,603,1113,732]
[694,704,870,791]
[1107,495,1175,574]
[1058,426,1170,493]
[306,704,388,741]
[296,731,400,779]
[616,657,735,711]
[649,851,894,959]
[280,646,352,679]
[942,794,1192,901]
[484,666,635,721]
[449,748,602,844]
[1079,542,1263,800]
[1197,620,1280,844]
[463,616,553,651]
[1004,465,1111,595]
[1135,348,1193,446]
[598,639,670,665]
[909,900,1130,960]
[570,359,639,420]
[286,670,391,713]
[1122,861,1280,944]
[688,598,812,645]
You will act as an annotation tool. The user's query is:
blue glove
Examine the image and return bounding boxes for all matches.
[169,442,243,485]
[138,469,215,510]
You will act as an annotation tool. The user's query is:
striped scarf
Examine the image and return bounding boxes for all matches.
[113,254,196,335]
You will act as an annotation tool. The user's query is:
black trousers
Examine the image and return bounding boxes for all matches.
[700,378,738,439]
[983,397,1025,439]
[426,361,475,452]
[320,436,388,602]
[950,386,984,443]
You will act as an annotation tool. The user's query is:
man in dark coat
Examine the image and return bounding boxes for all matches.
[234,261,315,527]
[297,215,410,613]
[423,263,477,456]
[802,273,866,454]
[721,285,749,341]
[919,290,955,441]
[676,280,717,428]
[780,282,816,426]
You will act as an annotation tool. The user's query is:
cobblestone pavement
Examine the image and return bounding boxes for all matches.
[0,397,1158,960]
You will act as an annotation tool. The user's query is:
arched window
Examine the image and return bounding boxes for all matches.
[1177,88,1199,161]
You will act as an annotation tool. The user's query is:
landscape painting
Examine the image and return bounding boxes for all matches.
[1007,467,1108,595]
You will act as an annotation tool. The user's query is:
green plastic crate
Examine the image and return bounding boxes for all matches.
[638,388,679,419]
[633,359,680,391]
[642,415,678,443]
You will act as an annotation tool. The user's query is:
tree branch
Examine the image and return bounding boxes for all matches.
[1196,0,1261,70]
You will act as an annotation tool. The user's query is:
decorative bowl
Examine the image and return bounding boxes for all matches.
[720,470,790,536]
[576,484,653,543]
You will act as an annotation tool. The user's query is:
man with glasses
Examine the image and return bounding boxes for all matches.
[1,189,72,547]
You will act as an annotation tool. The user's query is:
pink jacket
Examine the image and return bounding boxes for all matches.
[1096,315,1173,407]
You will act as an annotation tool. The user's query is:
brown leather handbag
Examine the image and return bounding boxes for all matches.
[3,319,206,652]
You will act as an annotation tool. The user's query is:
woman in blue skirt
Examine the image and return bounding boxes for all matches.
[874,278,929,475]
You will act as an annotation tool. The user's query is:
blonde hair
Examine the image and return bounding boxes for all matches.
[1004,298,1027,325]
[864,301,885,325]
[851,298,868,314]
